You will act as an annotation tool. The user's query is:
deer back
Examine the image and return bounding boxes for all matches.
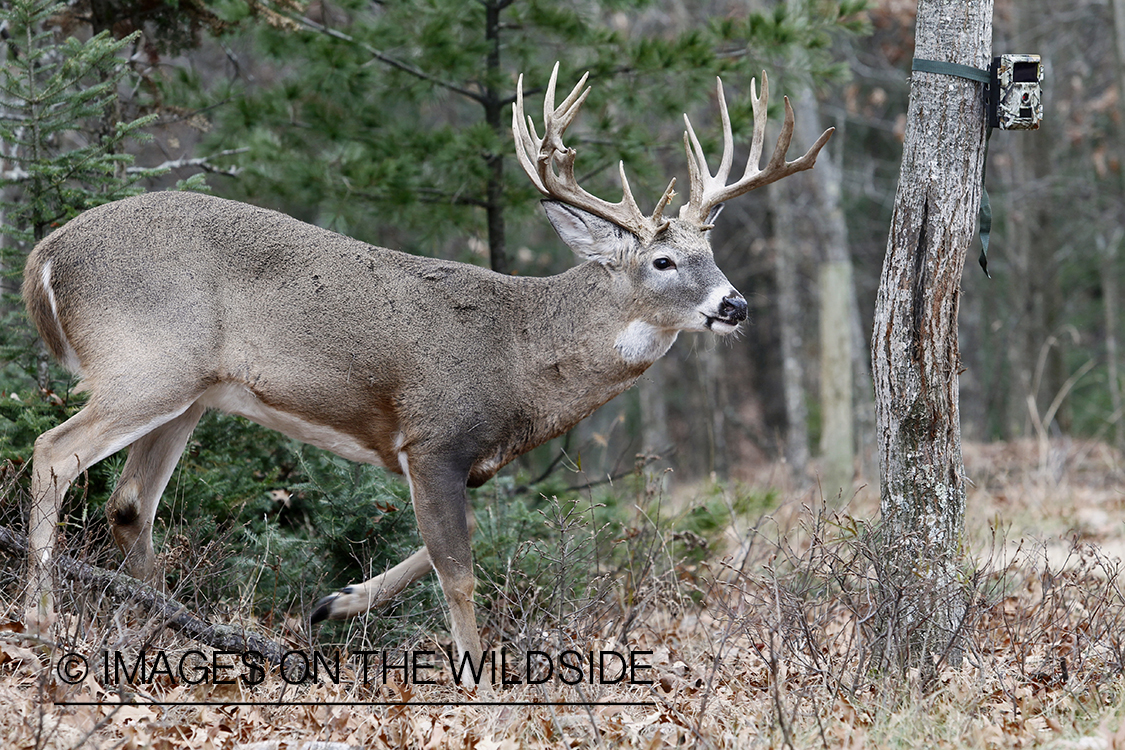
[23,191,681,482]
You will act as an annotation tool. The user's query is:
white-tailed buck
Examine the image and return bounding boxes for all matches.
[23,65,831,669]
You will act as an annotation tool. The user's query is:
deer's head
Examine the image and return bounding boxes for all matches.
[513,64,833,344]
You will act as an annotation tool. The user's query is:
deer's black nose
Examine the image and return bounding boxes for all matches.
[719,293,747,322]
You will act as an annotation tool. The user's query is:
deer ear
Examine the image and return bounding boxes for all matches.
[705,203,724,229]
[542,201,631,266]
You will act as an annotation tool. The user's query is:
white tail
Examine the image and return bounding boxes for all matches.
[22,66,830,673]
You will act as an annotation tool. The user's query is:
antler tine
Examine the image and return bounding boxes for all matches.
[614,162,646,220]
[651,177,677,226]
[680,76,737,223]
[511,64,672,243]
[766,95,797,174]
[680,70,835,227]
[715,78,735,185]
[682,126,704,218]
[542,62,591,155]
[513,74,547,194]
[744,73,768,182]
[764,95,835,178]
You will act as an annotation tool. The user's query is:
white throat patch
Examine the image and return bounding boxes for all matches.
[614,321,678,364]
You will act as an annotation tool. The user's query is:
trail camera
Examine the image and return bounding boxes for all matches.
[989,54,1043,130]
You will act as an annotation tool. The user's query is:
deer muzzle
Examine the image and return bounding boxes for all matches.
[719,293,748,323]
[703,290,747,334]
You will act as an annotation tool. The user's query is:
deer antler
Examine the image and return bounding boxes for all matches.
[513,63,677,244]
[679,73,835,228]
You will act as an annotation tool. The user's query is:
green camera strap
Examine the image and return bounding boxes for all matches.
[911,58,990,84]
[978,126,993,276]
[911,58,994,276]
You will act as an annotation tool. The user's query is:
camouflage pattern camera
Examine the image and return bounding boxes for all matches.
[989,54,1042,130]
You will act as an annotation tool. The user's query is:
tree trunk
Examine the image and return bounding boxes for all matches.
[1110,0,1125,455]
[851,288,879,483]
[1102,232,1123,454]
[820,259,854,498]
[698,342,729,476]
[639,358,670,458]
[871,0,993,669]
[482,0,510,275]
[790,84,860,499]
[999,0,1064,442]
[776,6,872,492]
[768,178,810,478]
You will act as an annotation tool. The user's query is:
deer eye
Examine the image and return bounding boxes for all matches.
[652,257,676,271]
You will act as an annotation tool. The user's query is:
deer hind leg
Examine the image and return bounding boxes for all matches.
[26,396,201,631]
[105,402,205,580]
[310,547,434,623]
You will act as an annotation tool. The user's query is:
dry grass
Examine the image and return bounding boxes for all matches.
[3,438,1125,749]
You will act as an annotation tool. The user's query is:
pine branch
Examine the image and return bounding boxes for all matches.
[353,187,487,208]
[267,4,485,104]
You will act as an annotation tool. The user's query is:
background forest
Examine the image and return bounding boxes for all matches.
[4,0,1119,488]
[1,0,1125,747]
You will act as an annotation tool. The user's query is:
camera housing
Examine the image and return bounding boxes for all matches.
[989,54,1043,130]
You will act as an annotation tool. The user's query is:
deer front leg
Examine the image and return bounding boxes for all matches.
[310,456,482,670]
[400,455,482,671]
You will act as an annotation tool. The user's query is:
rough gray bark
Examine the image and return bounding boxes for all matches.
[871,0,993,668]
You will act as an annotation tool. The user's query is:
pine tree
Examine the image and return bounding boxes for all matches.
[197,0,862,273]
[0,0,166,387]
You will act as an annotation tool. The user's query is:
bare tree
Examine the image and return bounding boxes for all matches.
[1109,0,1125,454]
[771,0,874,495]
[793,83,858,500]
[768,177,811,478]
[871,0,993,667]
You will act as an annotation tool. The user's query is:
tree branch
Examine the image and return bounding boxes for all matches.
[353,187,487,208]
[0,524,288,665]
[126,148,249,177]
[565,453,662,493]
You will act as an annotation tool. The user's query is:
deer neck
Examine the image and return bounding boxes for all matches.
[518,261,677,426]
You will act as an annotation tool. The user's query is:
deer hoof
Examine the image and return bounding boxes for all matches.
[310,593,340,624]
